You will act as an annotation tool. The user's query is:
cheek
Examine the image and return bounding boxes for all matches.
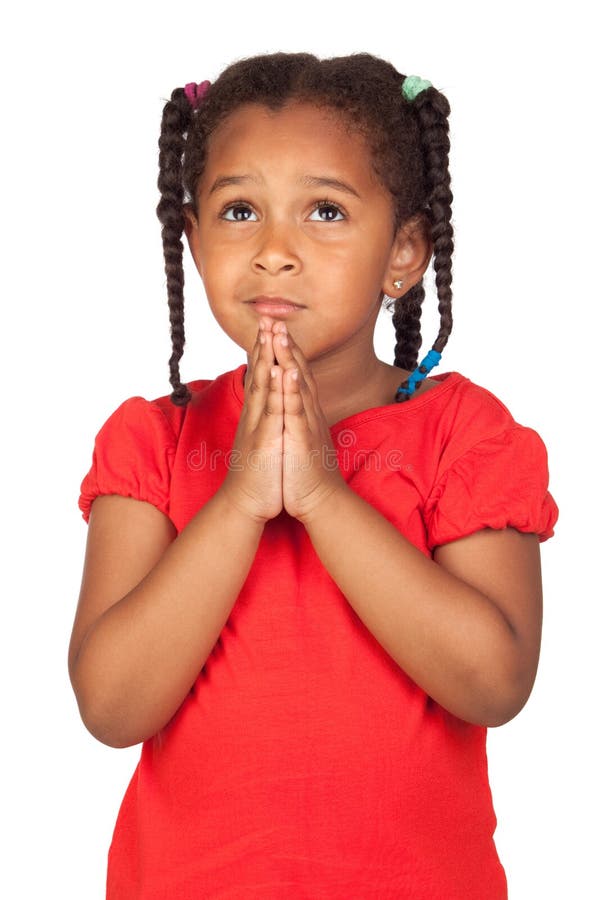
[199,256,238,305]
[195,230,237,273]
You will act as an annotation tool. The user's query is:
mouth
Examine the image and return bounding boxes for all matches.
[246,296,306,313]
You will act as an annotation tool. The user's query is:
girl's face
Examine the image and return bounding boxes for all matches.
[185,101,426,365]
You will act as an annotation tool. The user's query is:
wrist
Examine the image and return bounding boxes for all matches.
[216,483,270,531]
[295,480,350,529]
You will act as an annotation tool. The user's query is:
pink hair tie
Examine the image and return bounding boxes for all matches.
[184,80,211,109]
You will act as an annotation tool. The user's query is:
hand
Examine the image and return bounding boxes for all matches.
[219,322,284,523]
[268,319,347,523]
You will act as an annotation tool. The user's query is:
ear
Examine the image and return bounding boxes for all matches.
[384,213,433,298]
[183,203,203,277]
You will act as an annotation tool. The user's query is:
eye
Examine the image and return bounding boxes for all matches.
[309,201,346,222]
[220,203,257,222]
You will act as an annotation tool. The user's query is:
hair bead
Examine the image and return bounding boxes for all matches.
[156,54,454,406]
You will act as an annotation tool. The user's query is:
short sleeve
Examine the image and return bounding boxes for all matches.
[423,424,559,551]
[78,396,176,524]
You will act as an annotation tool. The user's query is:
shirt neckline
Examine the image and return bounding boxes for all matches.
[230,363,466,433]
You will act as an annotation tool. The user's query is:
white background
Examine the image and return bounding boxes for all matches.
[2,1,596,897]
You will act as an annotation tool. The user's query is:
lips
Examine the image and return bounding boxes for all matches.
[247,296,305,309]
[245,296,306,317]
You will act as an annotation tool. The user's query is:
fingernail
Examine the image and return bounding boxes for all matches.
[278,335,288,346]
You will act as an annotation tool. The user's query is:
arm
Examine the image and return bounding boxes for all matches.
[69,489,264,749]
[301,484,543,727]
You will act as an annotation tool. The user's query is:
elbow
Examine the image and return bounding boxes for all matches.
[69,657,145,749]
[437,676,532,729]
[472,622,539,728]
[476,666,537,728]
[487,682,535,728]
[479,701,524,729]
[83,700,145,749]
[436,634,538,728]
[459,691,528,729]
[71,680,141,749]
[80,705,141,749]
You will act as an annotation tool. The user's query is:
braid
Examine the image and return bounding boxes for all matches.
[156,56,455,407]
[390,282,425,370]
[394,85,454,403]
[156,88,193,406]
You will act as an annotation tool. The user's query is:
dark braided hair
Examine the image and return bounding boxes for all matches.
[156,52,454,406]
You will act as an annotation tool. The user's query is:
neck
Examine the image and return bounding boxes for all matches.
[244,332,399,429]
[305,343,391,427]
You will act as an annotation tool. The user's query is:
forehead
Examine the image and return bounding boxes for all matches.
[202,101,382,189]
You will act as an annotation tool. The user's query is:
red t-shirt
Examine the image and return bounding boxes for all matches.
[78,364,559,899]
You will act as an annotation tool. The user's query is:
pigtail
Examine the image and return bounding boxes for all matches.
[156,88,194,406]
[153,57,453,407]
[394,84,454,403]
[391,282,425,372]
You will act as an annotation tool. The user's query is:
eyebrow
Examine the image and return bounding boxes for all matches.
[207,174,361,199]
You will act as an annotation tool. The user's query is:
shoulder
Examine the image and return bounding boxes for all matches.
[438,372,518,435]
[149,365,243,429]
[422,373,559,547]
[78,367,239,526]
[418,375,445,395]
[419,371,553,477]
[433,373,555,498]
[443,371,514,414]
[144,368,239,439]
[92,365,242,447]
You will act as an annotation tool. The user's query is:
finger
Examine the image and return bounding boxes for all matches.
[257,314,278,333]
[273,331,321,434]
[264,363,284,424]
[245,328,278,431]
[241,332,261,404]
[254,357,283,438]
[277,327,316,391]
[272,329,297,369]
[244,325,266,391]
[282,365,313,442]
[250,325,263,365]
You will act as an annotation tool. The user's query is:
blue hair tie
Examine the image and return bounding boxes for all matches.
[396,349,442,397]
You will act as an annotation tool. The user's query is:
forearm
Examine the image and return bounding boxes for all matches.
[301,485,520,727]
[73,488,264,748]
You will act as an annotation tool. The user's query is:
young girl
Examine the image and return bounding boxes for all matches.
[69,52,559,899]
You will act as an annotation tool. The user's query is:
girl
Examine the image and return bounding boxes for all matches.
[69,52,559,899]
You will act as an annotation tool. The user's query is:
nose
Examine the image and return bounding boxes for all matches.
[251,220,301,276]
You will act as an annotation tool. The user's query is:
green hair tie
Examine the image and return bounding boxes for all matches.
[402,75,432,101]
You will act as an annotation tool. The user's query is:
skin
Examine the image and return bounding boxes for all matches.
[184,101,435,429]
[184,101,545,726]
[68,101,545,746]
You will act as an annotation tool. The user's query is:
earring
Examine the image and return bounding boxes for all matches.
[393,279,403,290]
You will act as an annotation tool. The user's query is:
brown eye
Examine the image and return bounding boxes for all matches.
[310,201,345,222]
[221,203,257,222]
